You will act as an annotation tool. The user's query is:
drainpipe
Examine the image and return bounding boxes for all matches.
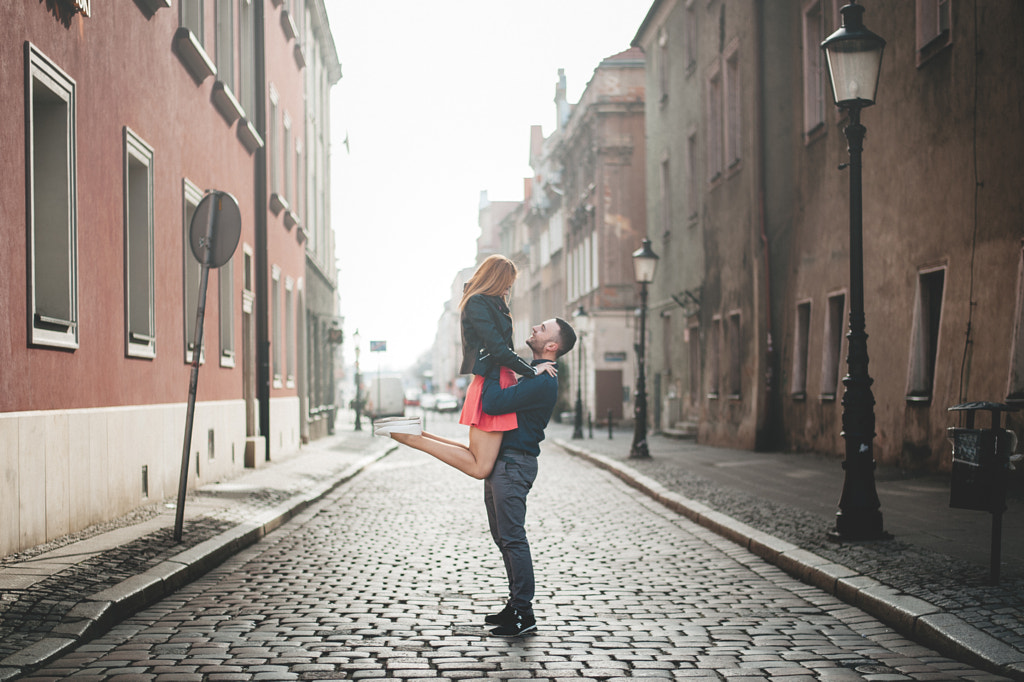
[254,0,271,461]
[755,0,778,450]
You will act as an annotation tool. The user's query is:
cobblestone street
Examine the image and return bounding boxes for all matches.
[21,429,1009,681]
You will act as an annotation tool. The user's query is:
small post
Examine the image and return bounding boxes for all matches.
[608,409,613,440]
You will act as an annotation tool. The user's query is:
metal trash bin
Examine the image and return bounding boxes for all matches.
[946,401,1019,583]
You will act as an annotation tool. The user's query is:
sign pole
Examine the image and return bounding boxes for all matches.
[174,195,217,542]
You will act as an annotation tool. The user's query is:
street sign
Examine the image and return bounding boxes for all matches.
[370,340,386,352]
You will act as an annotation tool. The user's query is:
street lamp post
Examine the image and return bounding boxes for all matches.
[572,305,588,439]
[353,329,363,431]
[630,238,659,459]
[822,1,888,541]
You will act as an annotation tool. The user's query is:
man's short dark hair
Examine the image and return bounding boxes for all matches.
[553,318,577,358]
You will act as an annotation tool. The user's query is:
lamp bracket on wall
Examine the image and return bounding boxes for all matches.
[671,288,702,317]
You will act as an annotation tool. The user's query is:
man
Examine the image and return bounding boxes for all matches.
[478,317,576,637]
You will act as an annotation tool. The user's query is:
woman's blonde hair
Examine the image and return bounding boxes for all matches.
[459,255,518,310]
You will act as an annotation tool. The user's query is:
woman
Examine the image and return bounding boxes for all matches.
[375,255,555,478]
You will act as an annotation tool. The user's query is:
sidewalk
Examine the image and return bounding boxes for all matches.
[0,418,395,681]
[1,415,1022,681]
[547,421,1024,681]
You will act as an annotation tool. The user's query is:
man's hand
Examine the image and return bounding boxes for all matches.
[534,362,557,377]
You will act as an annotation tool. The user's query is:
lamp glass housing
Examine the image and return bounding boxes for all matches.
[822,3,885,107]
[632,238,659,284]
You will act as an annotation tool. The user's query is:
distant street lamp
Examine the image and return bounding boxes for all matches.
[630,238,659,459]
[821,1,888,541]
[572,305,588,440]
[353,329,363,431]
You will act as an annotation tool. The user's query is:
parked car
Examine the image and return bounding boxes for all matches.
[404,388,421,407]
[433,392,459,413]
[419,393,437,410]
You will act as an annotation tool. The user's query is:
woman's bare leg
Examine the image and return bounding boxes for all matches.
[390,426,502,479]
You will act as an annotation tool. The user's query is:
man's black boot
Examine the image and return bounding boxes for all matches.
[490,609,536,637]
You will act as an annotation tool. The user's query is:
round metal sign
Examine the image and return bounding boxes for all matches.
[189,191,241,268]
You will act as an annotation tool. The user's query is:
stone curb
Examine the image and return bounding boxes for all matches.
[555,438,1024,682]
[0,444,396,681]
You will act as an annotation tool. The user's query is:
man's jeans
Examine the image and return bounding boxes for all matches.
[484,452,539,615]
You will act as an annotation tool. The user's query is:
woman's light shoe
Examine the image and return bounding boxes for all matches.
[373,416,422,436]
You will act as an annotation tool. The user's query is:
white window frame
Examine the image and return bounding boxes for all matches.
[238,0,256,116]
[821,291,846,400]
[283,112,293,204]
[660,155,672,241]
[906,266,946,402]
[684,0,697,75]
[216,0,234,91]
[791,300,812,398]
[183,180,205,364]
[124,127,156,359]
[180,0,203,42]
[802,0,826,138]
[916,0,952,62]
[724,41,741,169]
[285,276,295,387]
[708,315,722,399]
[727,311,742,399]
[657,28,669,103]
[26,44,79,350]
[219,256,235,367]
[272,265,282,387]
[706,62,723,182]
[688,321,701,405]
[1007,245,1024,402]
[269,87,280,196]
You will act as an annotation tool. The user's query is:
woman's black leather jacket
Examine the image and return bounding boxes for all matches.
[459,294,535,377]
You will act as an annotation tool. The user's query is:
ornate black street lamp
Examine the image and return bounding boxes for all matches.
[353,329,363,431]
[822,1,888,541]
[572,305,588,439]
[630,238,658,459]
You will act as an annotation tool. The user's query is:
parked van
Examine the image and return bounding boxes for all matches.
[366,377,405,419]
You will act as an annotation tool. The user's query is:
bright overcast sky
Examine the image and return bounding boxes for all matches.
[327,1,652,373]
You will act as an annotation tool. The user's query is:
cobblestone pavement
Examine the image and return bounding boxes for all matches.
[21,437,1009,681]
[546,423,1024,663]
[0,428,383,669]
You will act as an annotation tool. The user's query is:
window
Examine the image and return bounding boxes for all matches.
[26,44,78,350]
[183,181,204,363]
[238,0,255,115]
[802,0,826,136]
[269,88,280,198]
[659,156,672,242]
[684,0,697,74]
[1008,248,1024,401]
[295,139,303,223]
[916,0,951,62]
[283,113,292,204]
[272,266,281,386]
[821,292,845,399]
[285,277,295,386]
[791,301,811,398]
[216,0,234,91]
[219,257,234,367]
[686,130,699,219]
[706,64,723,181]
[724,45,741,168]
[688,322,701,405]
[907,268,945,401]
[124,128,155,359]
[657,29,669,102]
[180,0,203,41]
[727,312,742,398]
[708,316,721,398]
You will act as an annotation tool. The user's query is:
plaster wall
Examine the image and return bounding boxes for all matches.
[0,401,246,557]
